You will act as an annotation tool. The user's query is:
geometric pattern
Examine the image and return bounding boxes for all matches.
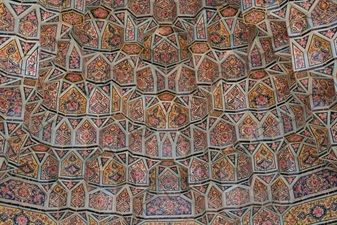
[0,0,337,224]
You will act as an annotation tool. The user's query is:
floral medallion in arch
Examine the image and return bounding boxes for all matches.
[40,155,59,180]
[207,185,223,209]
[270,21,289,50]
[146,104,166,129]
[116,189,131,213]
[0,3,15,32]
[207,21,231,49]
[136,67,155,93]
[248,83,276,108]
[89,190,113,211]
[253,144,277,172]
[197,57,220,83]
[189,158,209,183]
[70,184,86,208]
[128,160,148,185]
[283,194,337,225]
[103,159,126,185]
[19,9,39,38]
[225,186,250,206]
[145,134,159,157]
[54,121,72,146]
[271,177,290,201]
[222,53,247,80]
[253,178,269,202]
[49,184,68,208]
[298,144,325,171]
[224,85,247,110]
[99,123,126,150]
[212,154,235,181]
[86,158,100,184]
[61,152,83,177]
[128,97,145,122]
[59,87,87,115]
[75,119,97,145]
[0,39,23,74]
[179,0,202,15]
[153,40,179,66]
[128,0,151,16]
[293,169,337,199]
[14,154,39,179]
[73,21,99,49]
[277,146,297,173]
[193,127,208,152]
[288,7,308,35]
[262,114,281,138]
[176,134,191,157]
[308,35,332,67]
[273,75,290,102]
[86,55,111,82]
[113,59,135,85]
[0,87,23,118]
[311,0,337,27]
[89,88,110,114]
[158,169,179,192]
[311,78,336,107]
[153,0,177,23]
[190,95,208,121]
[168,103,189,129]
[101,23,124,50]
[238,115,259,140]
[209,119,237,147]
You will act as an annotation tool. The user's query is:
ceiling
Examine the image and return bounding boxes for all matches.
[0,0,337,224]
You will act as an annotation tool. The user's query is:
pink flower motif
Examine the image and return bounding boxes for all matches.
[312,205,326,218]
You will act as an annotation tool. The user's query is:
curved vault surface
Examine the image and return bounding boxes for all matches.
[1,0,337,224]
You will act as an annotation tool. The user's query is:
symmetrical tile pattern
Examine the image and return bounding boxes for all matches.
[0,0,337,224]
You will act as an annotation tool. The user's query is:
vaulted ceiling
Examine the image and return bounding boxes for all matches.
[0,0,337,224]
